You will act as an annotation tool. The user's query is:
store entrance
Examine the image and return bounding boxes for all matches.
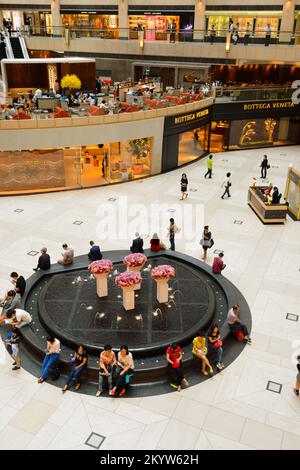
[209,121,230,152]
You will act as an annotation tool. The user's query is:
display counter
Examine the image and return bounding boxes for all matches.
[248,186,288,224]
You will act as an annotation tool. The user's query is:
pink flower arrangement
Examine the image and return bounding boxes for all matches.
[88,259,113,275]
[123,253,147,268]
[151,265,175,281]
[115,271,142,288]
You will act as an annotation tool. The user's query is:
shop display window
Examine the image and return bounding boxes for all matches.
[178,125,209,166]
[207,15,279,36]
[128,15,179,41]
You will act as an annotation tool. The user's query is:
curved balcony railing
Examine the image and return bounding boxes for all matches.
[0,91,214,125]
[215,86,295,103]
[17,26,300,45]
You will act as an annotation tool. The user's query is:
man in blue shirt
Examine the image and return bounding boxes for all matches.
[88,241,102,261]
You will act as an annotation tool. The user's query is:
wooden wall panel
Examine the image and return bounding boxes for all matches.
[6,63,49,89]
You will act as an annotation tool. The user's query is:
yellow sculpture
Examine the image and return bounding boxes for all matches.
[239,121,257,146]
[264,118,277,142]
[61,74,82,91]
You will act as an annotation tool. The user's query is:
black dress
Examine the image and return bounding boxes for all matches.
[181,178,188,192]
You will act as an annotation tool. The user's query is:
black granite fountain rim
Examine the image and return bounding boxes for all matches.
[36,264,216,356]
[21,249,251,345]
[1,249,252,396]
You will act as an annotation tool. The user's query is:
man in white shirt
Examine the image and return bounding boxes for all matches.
[58,243,74,265]
[265,24,272,47]
[221,172,232,199]
[227,305,251,343]
[5,308,32,328]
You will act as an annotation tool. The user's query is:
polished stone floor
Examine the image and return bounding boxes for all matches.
[0,145,300,450]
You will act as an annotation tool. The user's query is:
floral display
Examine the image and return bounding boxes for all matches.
[151,265,175,281]
[115,271,142,288]
[88,259,113,275]
[61,74,81,90]
[123,253,147,268]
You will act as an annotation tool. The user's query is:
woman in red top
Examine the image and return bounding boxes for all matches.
[150,233,161,251]
[166,343,189,392]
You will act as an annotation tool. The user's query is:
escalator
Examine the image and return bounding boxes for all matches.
[0,41,7,60]
[10,36,25,58]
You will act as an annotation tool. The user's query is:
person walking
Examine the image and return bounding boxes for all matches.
[180,173,188,200]
[221,172,232,199]
[293,355,300,396]
[200,225,213,261]
[204,154,213,179]
[260,154,269,179]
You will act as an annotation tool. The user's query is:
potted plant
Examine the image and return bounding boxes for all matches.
[127,138,151,175]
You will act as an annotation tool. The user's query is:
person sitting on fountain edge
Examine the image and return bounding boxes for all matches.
[88,241,103,261]
[130,232,144,253]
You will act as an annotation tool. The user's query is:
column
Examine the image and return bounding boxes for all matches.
[118,0,128,39]
[193,0,206,41]
[280,0,296,43]
[51,0,62,36]
[0,11,4,29]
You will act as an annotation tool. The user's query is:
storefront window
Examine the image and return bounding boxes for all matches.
[210,121,230,152]
[228,116,299,150]
[128,15,179,40]
[256,17,279,36]
[62,14,119,38]
[178,125,208,166]
[0,138,153,194]
[207,15,280,36]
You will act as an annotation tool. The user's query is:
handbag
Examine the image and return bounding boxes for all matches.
[213,339,222,350]
[209,238,214,248]
[267,164,270,169]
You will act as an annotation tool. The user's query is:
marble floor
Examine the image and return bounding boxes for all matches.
[0,145,300,450]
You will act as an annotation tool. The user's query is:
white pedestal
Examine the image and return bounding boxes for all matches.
[156,279,169,303]
[122,286,135,311]
[94,273,108,297]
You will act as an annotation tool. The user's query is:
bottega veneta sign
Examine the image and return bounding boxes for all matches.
[174,108,209,125]
[243,101,295,111]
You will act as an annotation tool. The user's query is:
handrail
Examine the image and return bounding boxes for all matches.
[19,26,300,44]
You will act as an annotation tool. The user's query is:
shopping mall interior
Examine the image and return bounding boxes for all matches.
[0,0,300,454]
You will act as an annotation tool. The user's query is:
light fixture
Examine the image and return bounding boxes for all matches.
[117,315,122,322]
